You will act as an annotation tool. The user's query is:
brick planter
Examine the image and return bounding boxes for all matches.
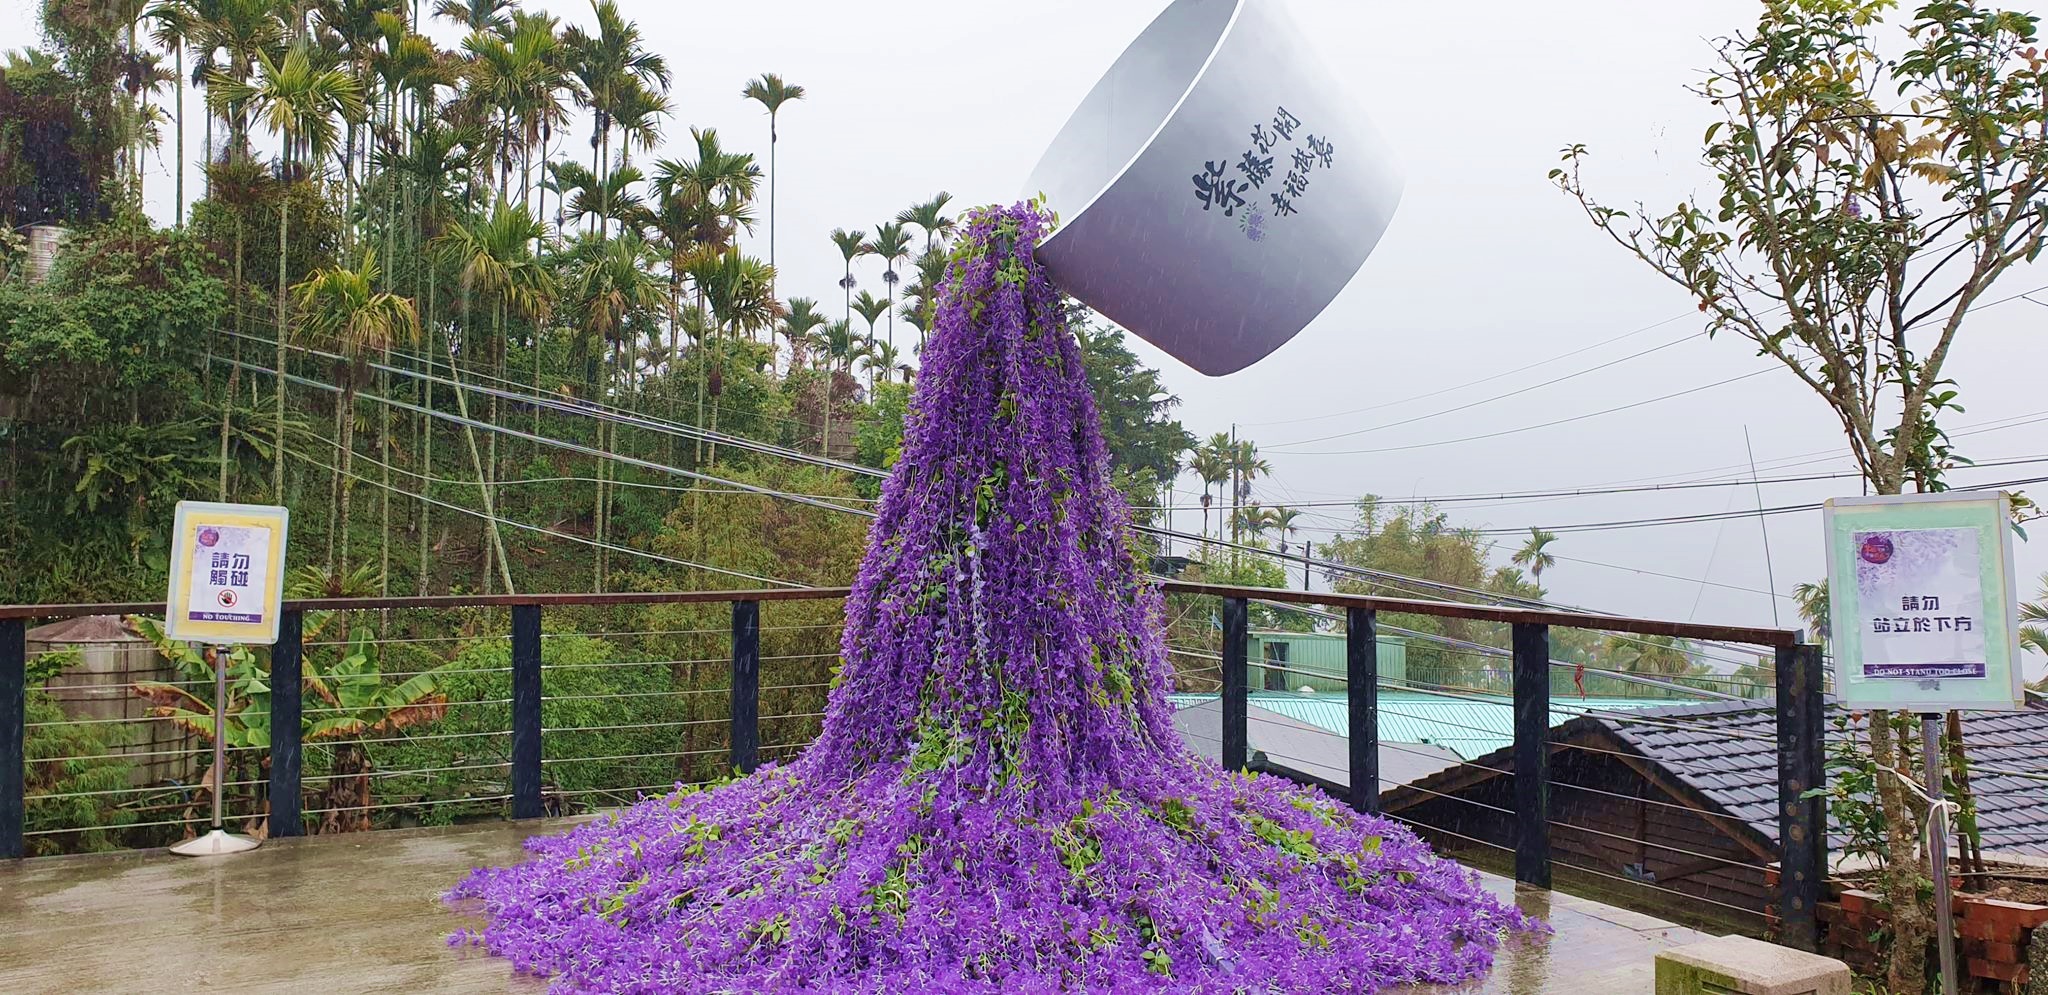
[1815,886,2048,992]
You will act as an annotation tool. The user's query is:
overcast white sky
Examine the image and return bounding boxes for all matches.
[9,0,2044,677]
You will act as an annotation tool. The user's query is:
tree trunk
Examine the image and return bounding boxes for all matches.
[327,368,344,573]
[381,118,397,597]
[275,176,291,500]
[1870,710,1932,993]
[1946,710,1987,884]
[218,218,245,500]
[485,301,503,591]
[442,325,516,594]
[418,266,436,597]
[666,275,681,467]
[337,378,357,577]
[707,325,724,469]
[594,340,615,594]
[821,364,834,459]
[174,47,185,228]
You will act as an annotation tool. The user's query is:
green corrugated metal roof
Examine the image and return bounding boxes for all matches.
[1168,692,1677,760]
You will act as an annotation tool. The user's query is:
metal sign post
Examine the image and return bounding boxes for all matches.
[163,501,290,858]
[169,645,260,856]
[1920,713,1958,995]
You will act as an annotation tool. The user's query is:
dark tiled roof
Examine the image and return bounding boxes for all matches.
[1390,698,2048,858]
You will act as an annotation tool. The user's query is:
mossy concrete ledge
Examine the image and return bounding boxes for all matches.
[1654,934,1851,995]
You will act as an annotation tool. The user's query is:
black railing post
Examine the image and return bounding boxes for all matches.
[1512,622,1552,888]
[730,600,760,775]
[2,618,24,860]
[1776,641,1826,951]
[1221,597,1249,772]
[267,610,304,838]
[1346,607,1379,814]
[510,604,542,819]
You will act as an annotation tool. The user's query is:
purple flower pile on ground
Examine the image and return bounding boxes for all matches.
[448,203,1539,993]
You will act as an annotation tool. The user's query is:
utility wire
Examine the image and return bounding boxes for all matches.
[282,441,809,588]
[202,351,881,520]
[1240,312,1698,429]
[1270,331,1706,447]
[1270,368,1779,456]
[1462,473,2048,535]
[1138,454,2048,512]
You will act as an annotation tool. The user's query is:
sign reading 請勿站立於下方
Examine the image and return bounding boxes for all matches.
[1824,491,2024,712]
[164,500,290,646]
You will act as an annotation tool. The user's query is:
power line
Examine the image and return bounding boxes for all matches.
[1137,526,1782,669]
[1463,473,2048,535]
[1270,368,1779,456]
[282,441,809,588]
[1269,331,1705,447]
[218,328,885,479]
[202,351,882,520]
[1260,278,2047,457]
[1239,312,1697,429]
[1140,455,2048,512]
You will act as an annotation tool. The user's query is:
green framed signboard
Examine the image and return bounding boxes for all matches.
[1823,491,2024,712]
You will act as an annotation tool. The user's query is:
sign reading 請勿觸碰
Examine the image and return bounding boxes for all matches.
[1824,491,2024,712]
[164,501,290,646]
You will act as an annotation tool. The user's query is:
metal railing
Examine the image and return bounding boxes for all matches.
[0,580,1826,950]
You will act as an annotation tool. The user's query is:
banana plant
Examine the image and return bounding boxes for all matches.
[128,583,453,835]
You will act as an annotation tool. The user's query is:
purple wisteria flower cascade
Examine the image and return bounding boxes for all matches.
[449,203,1538,993]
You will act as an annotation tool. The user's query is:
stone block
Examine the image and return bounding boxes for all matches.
[1654,934,1852,995]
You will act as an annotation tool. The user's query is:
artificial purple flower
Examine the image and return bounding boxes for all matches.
[448,203,1540,993]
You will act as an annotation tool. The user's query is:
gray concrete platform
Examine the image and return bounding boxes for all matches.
[0,819,1710,993]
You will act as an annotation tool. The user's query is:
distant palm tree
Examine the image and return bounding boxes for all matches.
[861,340,903,389]
[1189,448,1229,544]
[435,201,552,594]
[555,161,648,237]
[810,318,858,458]
[434,0,514,34]
[1792,579,1830,644]
[1221,437,1269,551]
[654,129,760,448]
[778,297,825,381]
[1511,528,1559,583]
[563,229,664,591]
[1601,633,1694,676]
[145,0,195,226]
[830,226,866,338]
[741,73,804,280]
[564,0,669,239]
[1236,504,1278,544]
[208,39,366,497]
[698,249,782,465]
[896,191,955,257]
[292,250,420,576]
[1270,506,1304,556]
[865,221,912,352]
[896,248,950,349]
[375,120,483,594]
[852,290,890,393]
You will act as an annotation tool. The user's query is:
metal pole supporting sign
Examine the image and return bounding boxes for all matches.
[1921,713,1959,995]
[169,644,261,856]
[162,501,290,857]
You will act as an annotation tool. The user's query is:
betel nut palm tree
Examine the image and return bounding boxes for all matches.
[291,249,421,575]
[207,39,366,497]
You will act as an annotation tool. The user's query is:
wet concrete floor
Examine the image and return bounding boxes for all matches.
[0,819,1707,993]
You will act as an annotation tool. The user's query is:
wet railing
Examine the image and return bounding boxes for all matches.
[0,581,1824,949]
